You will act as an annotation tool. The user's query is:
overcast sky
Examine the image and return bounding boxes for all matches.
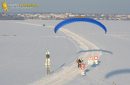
[4,0,130,13]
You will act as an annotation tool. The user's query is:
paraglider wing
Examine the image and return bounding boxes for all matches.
[105,69,130,78]
[78,49,113,54]
[54,18,107,33]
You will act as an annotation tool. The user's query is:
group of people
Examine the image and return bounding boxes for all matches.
[77,56,99,68]
[76,56,99,75]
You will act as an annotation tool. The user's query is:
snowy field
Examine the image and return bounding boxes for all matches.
[0,20,130,85]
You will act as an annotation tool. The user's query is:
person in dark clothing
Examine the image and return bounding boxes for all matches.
[76,59,83,68]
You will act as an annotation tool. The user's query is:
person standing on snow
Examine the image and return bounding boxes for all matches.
[76,59,83,68]
[76,59,86,76]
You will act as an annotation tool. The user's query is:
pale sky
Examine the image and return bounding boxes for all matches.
[3,0,130,13]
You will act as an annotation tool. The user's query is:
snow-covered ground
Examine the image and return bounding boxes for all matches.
[0,20,130,85]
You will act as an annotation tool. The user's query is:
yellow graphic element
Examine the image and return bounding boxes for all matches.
[1,1,39,14]
[1,1,8,12]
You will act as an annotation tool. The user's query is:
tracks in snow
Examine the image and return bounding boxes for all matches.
[30,29,99,85]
